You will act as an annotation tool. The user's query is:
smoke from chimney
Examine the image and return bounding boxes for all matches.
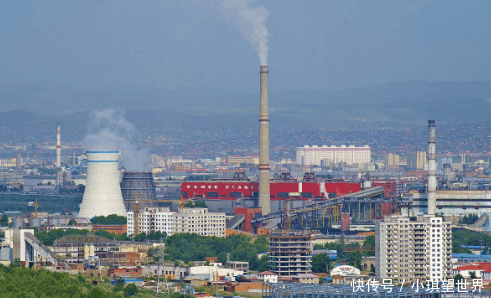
[56,122,61,168]
[428,120,436,215]
[209,0,270,65]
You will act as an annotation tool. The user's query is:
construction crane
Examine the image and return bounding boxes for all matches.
[133,194,185,235]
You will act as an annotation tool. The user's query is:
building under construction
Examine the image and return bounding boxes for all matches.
[269,232,312,276]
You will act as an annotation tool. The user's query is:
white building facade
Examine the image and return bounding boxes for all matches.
[296,145,371,166]
[375,215,452,283]
[127,207,225,238]
[127,207,174,236]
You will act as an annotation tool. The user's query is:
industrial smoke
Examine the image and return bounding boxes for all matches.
[84,109,149,171]
[427,120,436,215]
[209,0,270,65]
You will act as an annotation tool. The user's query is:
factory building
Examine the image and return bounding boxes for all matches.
[269,233,312,276]
[375,215,453,283]
[296,145,371,167]
[127,207,226,237]
[181,181,361,201]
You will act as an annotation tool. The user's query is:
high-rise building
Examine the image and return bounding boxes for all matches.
[296,145,371,167]
[408,151,427,170]
[375,215,452,283]
[385,153,400,168]
[127,207,226,237]
[269,233,312,276]
[127,207,173,236]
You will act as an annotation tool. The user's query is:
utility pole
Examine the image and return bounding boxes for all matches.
[156,245,167,296]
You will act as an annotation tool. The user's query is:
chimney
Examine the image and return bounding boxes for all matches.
[56,122,61,168]
[72,150,76,168]
[16,153,21,170]
[259,66,271,215]
[427,120,436,215]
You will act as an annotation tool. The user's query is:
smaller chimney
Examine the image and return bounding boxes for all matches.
[427,120,436,215]
[16,153,21,170]
[56,122,61,168]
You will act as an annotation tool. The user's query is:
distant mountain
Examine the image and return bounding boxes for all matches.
[1,80,491,134]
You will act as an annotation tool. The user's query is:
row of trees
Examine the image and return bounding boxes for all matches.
[91,214,127,225]
[0,265,123,298]
[312,235,375,272]
[158,233,270,271]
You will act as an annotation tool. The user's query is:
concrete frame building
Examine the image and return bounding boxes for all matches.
[269,233,312,277]
[296,145,370,167]
[127,207,226,237]
[375,215,452,283]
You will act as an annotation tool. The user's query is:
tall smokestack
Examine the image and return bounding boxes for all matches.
[259,66,271,215]
[428,120,436,215]
[56,122,61,168]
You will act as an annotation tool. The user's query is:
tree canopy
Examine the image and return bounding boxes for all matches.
[92,214,127,225]
[0,265,122,298]
[161,233,268,271]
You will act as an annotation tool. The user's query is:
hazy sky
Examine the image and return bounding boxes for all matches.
[1,0,490,93]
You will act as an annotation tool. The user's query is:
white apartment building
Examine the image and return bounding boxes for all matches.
[173,208,226,237]
[127,207,174,236]
[127,207,226,238]
[296,145,371,166]
[375,215,452,283]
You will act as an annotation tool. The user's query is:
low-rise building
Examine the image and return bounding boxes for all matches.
[258,271,278,283]
[293,273,319,284]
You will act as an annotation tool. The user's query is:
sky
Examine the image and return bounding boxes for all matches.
[1,0,490,93]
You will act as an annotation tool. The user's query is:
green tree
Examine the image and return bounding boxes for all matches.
[347,250,362,269]
[257,255,270,272]
[312,253,331,273]
[0,214,8,227]
[134,233,147,242]
[123,283,138,297]
[363,235,375,247]
[469,271,477,279]
[68,219,76,226]
[113,279,125,292]
[92,214,127,225]
[454,274,464,286]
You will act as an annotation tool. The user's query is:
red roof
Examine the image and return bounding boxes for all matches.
[259,271,277,276]
[454,263,491,271]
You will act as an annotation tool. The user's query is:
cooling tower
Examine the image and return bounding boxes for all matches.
[56,122,61,167]
[78,150,126,218]
[259,66,271,215]
[120,171,157,210]
[427,120,437,215]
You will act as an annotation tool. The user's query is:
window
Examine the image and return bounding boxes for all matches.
[207,192,219,197]
[277,192,289,198]
[230,192,243,198]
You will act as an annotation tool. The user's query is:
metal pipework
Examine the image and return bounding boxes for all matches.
[259,66,271,215]
[427,120,436,215]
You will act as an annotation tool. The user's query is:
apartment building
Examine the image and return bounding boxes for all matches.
[296,145,370,166]
[173,208,226,237]
[127,207,226,238]
[375,215,452,283]
[269,233,312,276]
[408,151,427,170]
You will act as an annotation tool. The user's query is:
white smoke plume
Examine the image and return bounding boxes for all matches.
[209,0,270,66]
[84,109,149,171]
